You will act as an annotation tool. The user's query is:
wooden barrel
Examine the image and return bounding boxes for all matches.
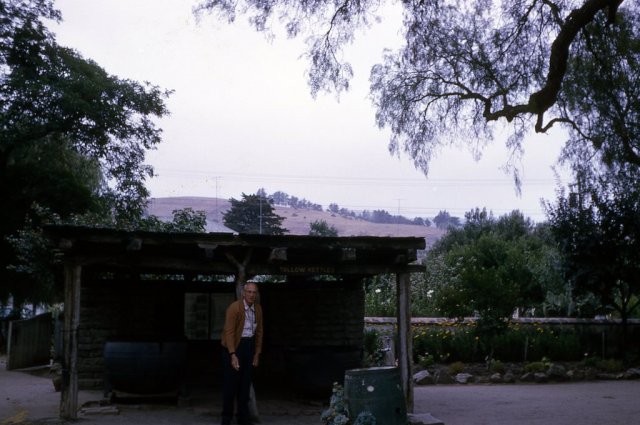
[344,366,407,425]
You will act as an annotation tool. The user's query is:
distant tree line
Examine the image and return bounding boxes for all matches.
[260,188,323,211]
[254,188,464,229]
[328,203,462,229]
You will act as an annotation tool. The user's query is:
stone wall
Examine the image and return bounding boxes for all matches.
[78,281,184,389]
[77,277,365,393]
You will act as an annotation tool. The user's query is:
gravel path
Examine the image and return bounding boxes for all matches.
[2,358,639,425]
[415,381,640,425]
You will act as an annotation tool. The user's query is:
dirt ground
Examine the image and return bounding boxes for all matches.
[2,357,640,425]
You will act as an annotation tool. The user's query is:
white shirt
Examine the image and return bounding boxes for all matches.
[242,300,256,337]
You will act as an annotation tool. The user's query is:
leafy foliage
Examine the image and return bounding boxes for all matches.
[223,193,288,235]
[321,382,349,425]
[4,206,207,311]
[411,321,587,363]
[433,210,461,230]
[546,167,640,326]
[320,382,377,425]
[309,219,339,236]
[423,209,561,349]
[195,0,640,177]
[561,10,640,168]
[362,328,386,367]
[0,0,170,313]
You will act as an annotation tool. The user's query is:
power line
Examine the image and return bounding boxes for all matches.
[154,168,558,187]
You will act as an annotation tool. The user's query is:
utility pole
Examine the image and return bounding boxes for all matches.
[395,198,403,235]
[259,196,263,235]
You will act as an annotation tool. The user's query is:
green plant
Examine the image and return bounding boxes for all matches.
[448,361,465,375]
[418,353,435,369]
[489,359,506,374]
[353,411,376,425]
[582,355,601,368]
[596,358,624,373]
[321,383,377,425]
[524,361,546,373]
[321,383,349,425]
[362,329,385,367]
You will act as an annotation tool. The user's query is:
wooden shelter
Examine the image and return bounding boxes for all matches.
[44,225,425,419]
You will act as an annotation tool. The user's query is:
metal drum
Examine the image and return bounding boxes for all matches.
[103,341,186,395]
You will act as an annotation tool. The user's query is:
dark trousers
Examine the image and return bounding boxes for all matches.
[221,338,254,425]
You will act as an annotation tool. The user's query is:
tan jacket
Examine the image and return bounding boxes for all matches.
[221,300,263,355]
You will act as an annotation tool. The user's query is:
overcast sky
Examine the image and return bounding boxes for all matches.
[52,0,570,222]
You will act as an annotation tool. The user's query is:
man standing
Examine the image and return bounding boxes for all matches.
[221,281,263,425]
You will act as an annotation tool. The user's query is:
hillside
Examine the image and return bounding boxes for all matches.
[147,197,445,247]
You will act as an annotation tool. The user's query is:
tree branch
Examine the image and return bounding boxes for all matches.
[529,0,620,130]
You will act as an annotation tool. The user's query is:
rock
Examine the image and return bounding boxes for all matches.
[534,373,548,383]
[546,364,566,381]
[585,368,598,381]
[502,372,515,383]
[520,372,534,382]
[475,375,491,384]
[414,370,433,385]
[455,373,474,384]
[597,372,623,380]
[489,373,502,383]
[567,369,585,381]
[623,368,640,380]
[433,370,456,385]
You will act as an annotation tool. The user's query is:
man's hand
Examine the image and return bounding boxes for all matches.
[252,353,260,367]
[231,353,240,370]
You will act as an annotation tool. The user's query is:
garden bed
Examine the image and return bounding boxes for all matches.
[413,360,640,386]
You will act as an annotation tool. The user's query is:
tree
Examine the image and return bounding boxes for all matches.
[0,0,170,314]
[560,11,640,169]
[309,220,339,237]
[433,210,461,230]
[423,209,559,355]
[135,208,208,233]
[195,0,640,178]
[4,206,207,318]
[223,193,288,235]
[546,166,640,345]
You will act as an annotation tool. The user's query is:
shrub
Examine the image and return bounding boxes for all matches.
[489,359,506,374]
[582,356,601,368]
[362,328,385,367]
[448,361,465,375]
[524,361,546,373]
[596,358,624,372]
[418,353,435,369]
[321,383,349,425]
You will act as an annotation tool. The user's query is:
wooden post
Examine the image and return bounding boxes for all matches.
[60,264,81,419]
[396,272,413,413]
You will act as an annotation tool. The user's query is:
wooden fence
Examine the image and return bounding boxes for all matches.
[7,312,53,370]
